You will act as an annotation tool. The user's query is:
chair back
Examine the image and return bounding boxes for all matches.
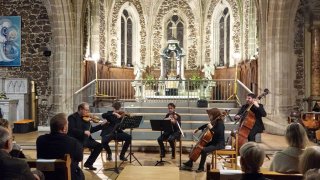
[26,154,71,180]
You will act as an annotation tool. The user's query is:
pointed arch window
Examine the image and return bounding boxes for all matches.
[121,10,133,66]
[216,7,230,67]
[166,15,184,47]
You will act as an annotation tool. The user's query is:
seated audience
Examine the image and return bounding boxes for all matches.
[299,146,320,174]
[240,142,270,180]
[304,168,320,180]
[269,123,308,173]
[37,113,84,180]
[0,126,40,180]
[0,118,26,158]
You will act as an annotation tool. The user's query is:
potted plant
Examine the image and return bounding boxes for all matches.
[189,73,202,90]
[144,74,158,90]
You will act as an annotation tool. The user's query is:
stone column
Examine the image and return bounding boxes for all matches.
[311,25,320,97]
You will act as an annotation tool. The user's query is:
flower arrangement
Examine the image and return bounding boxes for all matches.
[0,92,8,100]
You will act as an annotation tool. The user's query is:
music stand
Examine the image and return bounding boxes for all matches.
[104,113,124,174]
[150,119,173,166]
[118,115,143,166]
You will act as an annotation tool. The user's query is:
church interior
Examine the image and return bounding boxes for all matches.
[0,0,320,179]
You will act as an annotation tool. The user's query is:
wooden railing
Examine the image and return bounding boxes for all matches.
[74,78,252,110]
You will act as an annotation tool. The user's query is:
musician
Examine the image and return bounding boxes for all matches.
[100,102,132,161]
[183,108,225,172]
[157,103,181,159]
[234,93,267,142]
[68,102,106,170]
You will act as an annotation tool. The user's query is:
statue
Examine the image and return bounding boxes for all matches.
[134,63,144,80]
[202,63,215,80]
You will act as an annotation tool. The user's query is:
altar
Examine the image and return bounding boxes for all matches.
[0,99,18,123]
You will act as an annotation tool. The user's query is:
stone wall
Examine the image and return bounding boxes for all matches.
[0,0,52,124]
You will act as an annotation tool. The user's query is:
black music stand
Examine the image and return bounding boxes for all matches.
[150,119,173,166]
[104,112,124,174]
[118,115,143,166]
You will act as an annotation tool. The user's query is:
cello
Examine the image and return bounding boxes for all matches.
[189,111,226,162]
[236,89,269,150]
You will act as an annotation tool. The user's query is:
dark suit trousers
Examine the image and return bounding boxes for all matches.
[83,138,102,166]
[157,131,180,154]
[101,132,132,156]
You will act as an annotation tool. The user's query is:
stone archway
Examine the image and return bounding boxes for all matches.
[42,0,85,114]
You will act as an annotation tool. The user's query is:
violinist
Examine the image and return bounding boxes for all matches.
[67,102,108,170]
[182,108,225,172]
[234,93,267,142]
[157,103,181,159]
[100,101,132,161]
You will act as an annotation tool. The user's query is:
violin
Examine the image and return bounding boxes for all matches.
[82,114,101,123]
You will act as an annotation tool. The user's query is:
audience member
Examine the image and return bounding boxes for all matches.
[304,168,320,180]
[299,146,320,174]
[240,142,270,180]
[269,123,308,173]
[37,113,84,180]
[0,126,40,180]
[0,118,26,158]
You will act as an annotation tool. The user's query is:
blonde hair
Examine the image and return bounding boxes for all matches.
[285,123,308,148]
[240,142,265,173]
[300,146,320,174]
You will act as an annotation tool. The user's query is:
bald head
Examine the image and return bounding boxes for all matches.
[0,126,12,152]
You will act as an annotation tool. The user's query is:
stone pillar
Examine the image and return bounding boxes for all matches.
[311,25,320,97]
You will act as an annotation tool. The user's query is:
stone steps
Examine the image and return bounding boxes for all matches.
[90,101,239,141]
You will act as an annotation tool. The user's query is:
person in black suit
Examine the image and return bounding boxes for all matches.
[67,102,107,170]
[0,126,40,180]
[234,93,267,142]
[101,101,132,161]
[37,113,84,180]
[157,103,182,159]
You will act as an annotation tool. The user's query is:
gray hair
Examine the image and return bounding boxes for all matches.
[240,142,265,172]
[285,123,308,148]
[300,146,320,174]
[0,126,10,149]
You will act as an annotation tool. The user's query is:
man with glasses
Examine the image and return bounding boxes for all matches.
[68,102,103,170]
[0,126,41,179]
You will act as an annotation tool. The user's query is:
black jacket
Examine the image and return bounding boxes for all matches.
[164,112,181,133]
[236,103,267,133]
[0,150,35,180]
[67,112,102,143]
[100,111,124,137]
[198,120,225,146]
[36,132,84,180]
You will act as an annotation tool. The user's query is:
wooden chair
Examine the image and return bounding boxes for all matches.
[206,164,303,180]
[212,134,238,169]
[165,137,182,159]
[26,154,71,180]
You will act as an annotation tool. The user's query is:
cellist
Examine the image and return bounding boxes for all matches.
[182,108,225,172]
[234,93,267,142]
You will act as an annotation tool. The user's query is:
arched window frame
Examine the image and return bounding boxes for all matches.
[211,1,235,68]
[165,15,185,47]
[116,3,141,67]
[162,11,188,68]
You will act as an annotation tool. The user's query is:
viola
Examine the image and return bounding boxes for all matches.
[236,88,269,150]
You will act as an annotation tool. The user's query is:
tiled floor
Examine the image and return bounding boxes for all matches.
[15,132,312,180]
